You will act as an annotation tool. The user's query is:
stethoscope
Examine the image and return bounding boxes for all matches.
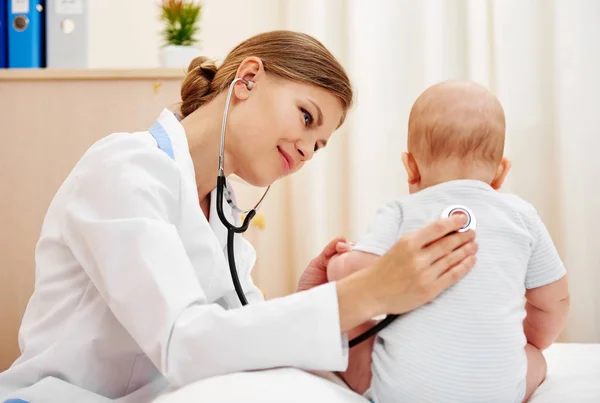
[215,77,270,306]
[152,77,478,348]
[216,78,478,347]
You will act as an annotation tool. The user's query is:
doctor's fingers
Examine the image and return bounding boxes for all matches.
[412,214,470,248]
[314,236,347,264]
[430,255,477,299]
[421,229,476,266]
[426,240,478,280]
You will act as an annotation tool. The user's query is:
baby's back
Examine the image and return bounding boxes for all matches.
[355,180,547,403]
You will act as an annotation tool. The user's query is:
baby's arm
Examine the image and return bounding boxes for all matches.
[523,211,570,351]
[327,250,380,282]
[328,201,402,282]
[520,210,568,400]
[524,276,570,350]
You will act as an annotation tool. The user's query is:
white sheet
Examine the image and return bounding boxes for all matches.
[154,343,600,402]
[153,368,369,403]
[529,343,600,402]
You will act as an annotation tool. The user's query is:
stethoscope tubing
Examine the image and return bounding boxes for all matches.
[214,78,486,348]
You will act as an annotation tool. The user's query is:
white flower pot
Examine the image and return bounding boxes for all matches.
[159,45,202,69]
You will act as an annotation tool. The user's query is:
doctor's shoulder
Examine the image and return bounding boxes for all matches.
[56,130,183,221]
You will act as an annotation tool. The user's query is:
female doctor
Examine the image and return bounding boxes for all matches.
[0,31,477,402]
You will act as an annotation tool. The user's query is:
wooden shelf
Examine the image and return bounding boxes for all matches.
[0,68,187,81]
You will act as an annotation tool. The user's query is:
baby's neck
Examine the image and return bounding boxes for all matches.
[417,162,495,191]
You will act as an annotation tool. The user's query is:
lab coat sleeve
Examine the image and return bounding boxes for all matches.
[61,148,348,388]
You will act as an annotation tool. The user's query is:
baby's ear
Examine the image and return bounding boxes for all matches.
[402,152,421,185]
[491,157,512,190]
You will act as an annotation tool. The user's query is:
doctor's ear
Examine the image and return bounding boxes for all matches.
[233,57,265,100]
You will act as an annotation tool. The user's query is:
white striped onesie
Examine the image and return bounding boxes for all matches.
[353,180,566,403]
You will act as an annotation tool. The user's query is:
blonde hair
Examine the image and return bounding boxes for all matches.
[180,30,353,126]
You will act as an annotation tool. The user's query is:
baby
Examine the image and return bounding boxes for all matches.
[328,81,570,403]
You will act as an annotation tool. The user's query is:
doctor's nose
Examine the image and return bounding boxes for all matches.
[295,142,315,162]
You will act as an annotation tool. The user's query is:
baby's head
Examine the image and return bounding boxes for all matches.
[402,80,511,193]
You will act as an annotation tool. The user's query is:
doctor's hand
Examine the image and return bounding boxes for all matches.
[335,214,478,333]
[297,237,353,292]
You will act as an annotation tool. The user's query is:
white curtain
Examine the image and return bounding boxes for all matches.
[236,0,600,343]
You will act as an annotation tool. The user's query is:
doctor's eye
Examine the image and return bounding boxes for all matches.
[301,108,314,127]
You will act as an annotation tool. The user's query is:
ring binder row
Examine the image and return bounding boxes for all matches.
[1,0,88,69]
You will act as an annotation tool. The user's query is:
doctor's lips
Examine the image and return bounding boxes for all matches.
[277,146,295,174]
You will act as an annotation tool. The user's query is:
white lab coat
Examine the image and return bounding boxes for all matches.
[0,109,348,402]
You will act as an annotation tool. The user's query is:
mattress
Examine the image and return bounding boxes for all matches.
[153,343,600,402]
[529,342,600,402]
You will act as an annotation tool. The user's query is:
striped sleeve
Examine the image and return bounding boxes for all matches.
[352,201,403,256]
[525,212,567,289]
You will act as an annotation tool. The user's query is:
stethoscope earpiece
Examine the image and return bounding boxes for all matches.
[441,205,476,232]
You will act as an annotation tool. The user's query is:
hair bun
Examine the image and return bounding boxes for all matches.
[188,56,218,81]
[181,56,219,117]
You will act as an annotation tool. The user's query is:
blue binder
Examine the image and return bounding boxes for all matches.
[0,0,7,68]
[7,0,45,68]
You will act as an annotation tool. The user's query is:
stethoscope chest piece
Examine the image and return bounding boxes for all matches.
[350,204,478,348]
[440,205,476,232]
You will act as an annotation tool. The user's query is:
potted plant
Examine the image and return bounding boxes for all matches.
[158,0,203,68]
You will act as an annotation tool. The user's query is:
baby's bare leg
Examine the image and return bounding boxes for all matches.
[523,343,547,402]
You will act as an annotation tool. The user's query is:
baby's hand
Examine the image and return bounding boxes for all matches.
[326,241,355,282]
[326,252,349,282]
[336,240,354,254]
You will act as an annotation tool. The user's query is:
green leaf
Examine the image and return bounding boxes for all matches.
[159,0,202,47]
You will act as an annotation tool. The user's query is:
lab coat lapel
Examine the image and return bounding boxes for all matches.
[152,109,243,302]
[154,109,197,191]
[154,108,237,251]
[153,109,231,295]
[208,183,237,251]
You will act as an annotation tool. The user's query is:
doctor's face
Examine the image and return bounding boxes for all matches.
[227,75,344,187]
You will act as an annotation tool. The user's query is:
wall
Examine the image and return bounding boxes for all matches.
[88,0,284,68]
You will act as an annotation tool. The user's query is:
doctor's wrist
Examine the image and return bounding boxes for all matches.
[336,266,382,333]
